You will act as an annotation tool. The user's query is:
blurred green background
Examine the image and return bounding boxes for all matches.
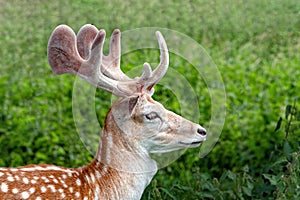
[0,0,299,199]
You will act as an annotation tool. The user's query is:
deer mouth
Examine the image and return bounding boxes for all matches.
[179,141,202,147]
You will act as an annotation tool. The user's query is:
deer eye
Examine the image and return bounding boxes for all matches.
[145,112,159,121]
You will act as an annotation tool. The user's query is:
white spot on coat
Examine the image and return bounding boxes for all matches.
[76,179,81,186]
[41,186,47,193]
[21,191,30,199]
[23,177,29,184]
[1,182,8,192]
[29,187,35,194]
[12,188,18,194]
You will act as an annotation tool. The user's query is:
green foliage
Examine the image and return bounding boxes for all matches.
[0,0,299,199]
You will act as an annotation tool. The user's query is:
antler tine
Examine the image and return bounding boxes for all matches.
[143,31,169,91]
[77,24,98,59]
[102,29,131,81]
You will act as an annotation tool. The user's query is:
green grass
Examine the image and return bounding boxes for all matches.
[0,0,300,199]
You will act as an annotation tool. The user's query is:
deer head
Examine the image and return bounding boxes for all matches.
[48,24,207,170]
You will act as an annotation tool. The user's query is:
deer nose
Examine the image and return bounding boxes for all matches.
[197,128,207,136]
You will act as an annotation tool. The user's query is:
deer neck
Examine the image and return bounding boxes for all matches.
[79,110,157,199]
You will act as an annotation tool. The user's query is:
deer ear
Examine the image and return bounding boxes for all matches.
[128,96,139,114]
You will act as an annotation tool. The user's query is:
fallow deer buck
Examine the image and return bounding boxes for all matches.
[0,24,207,199]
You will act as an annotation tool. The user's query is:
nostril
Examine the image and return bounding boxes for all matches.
[197,128,207,136]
